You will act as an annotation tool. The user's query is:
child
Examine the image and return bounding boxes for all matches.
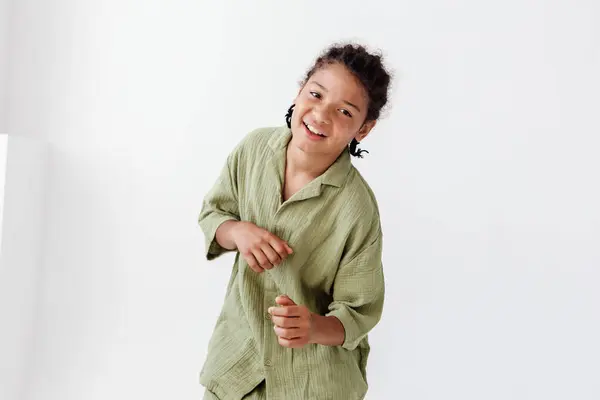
[198,42,392,400]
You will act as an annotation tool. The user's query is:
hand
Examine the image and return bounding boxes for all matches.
[231,222,293,273]
[268,295,313,348]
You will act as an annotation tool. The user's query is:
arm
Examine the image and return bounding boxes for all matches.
[269,234,385,349]
[198,153,240,260]
[310,313,346,346]
[270,295,346,348]
[198,146,292,268]
[214,220,240,251]
[324,234,385,350]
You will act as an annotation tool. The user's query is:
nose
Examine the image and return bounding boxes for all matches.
[313,103,332,125]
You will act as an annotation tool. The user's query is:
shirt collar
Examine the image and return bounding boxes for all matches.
[267,125,352,188]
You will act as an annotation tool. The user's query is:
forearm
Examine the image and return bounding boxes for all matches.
[310,314,345,347]
[215,220,239,251]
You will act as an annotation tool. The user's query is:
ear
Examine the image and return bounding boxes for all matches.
[355,120,377,142]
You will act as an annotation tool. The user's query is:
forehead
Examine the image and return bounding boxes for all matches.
[306,63,368,106]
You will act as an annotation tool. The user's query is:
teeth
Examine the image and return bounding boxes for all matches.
[306,123,325,136]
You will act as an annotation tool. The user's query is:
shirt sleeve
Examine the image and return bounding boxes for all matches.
[198,152,240,260]
[325,233,385,351]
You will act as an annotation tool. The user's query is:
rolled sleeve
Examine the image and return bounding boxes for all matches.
[326,234,385,350]
[198,154,240,260]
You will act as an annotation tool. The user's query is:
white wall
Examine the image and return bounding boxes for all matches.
[3,1,600,399]
[0,0,8,132]
[0,136,48,400]
[0,135,6,244]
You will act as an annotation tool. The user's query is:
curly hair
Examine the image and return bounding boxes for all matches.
[286,43,392,158]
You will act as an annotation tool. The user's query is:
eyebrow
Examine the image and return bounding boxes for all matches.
[312,81,362,113]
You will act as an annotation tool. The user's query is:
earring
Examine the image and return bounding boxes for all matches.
[349,138,369,158]
[285,104,295,128]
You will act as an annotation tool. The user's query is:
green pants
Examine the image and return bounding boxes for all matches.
[203,380,267,400]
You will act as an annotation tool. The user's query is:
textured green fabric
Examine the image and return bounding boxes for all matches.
[198,126,385,400]
[204,380,267,399]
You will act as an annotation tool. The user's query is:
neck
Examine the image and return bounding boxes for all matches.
[285,145,339,180]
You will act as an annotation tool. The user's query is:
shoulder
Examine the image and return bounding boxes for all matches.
[236,126,284,153]
[336,167,382,257]
[225,125,284,165]
[341,167,381,227]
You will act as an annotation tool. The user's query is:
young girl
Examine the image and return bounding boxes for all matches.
[198,43,391,400]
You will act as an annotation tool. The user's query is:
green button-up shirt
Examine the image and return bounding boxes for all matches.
[198,126,385,400]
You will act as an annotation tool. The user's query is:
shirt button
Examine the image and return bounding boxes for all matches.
[265,312,271,320]
[264,359,272,367]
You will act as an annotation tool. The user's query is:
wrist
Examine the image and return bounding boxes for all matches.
[309,313,345,347]
[216,220,240,250]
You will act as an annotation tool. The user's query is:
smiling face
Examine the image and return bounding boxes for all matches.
[289,62,376,158]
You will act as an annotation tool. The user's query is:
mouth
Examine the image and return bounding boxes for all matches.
[302,121,327,140]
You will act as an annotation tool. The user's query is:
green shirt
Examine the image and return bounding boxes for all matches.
[198,126,385,400]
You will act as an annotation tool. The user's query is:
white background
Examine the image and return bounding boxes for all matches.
[1,1,599,399]
[0,135,6,239]
[0,135,48,400]
[0,0,7,132]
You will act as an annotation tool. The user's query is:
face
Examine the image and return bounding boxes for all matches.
[290,62,376,158]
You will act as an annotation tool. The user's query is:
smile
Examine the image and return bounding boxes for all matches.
[302,122,327,139]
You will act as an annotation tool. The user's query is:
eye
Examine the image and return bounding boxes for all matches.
[340,109,353,118]
[309,91,321,99]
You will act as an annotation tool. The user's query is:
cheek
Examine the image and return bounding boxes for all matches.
[291,101,313,123]
[290,100,301,118]
[333,114,359,133]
